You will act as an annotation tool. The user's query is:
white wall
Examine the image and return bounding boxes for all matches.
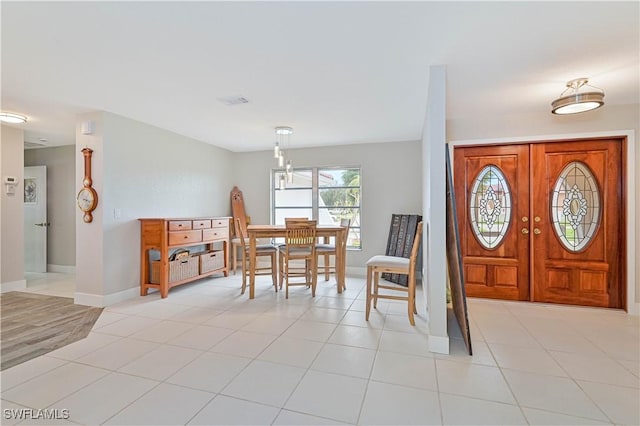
[231,141,422,270]
[75,112,234,306]
[0,125,26,291]
[449,103,639,312]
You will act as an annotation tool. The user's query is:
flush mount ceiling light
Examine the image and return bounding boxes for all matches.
[551,78,605,115]
[0,112,28,124]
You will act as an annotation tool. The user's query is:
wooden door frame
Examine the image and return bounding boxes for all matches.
[449,130,636,315]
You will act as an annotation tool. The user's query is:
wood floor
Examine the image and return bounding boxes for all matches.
[1,292,103,371]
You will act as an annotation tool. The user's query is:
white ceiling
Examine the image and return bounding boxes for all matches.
[2,1,638,152]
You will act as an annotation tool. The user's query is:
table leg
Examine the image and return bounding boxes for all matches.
[249,231,256,299]
[337,229,345,293]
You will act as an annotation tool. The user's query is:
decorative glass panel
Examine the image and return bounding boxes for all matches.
[469,165,512,249]
[551,161,600,252]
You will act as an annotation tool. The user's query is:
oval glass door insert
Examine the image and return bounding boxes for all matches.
[469,165,512,249]
[551,161,601,252]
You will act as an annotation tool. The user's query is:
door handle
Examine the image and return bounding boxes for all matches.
[533,228,541,235]
[34,222,50,227]
[521,228,530,234]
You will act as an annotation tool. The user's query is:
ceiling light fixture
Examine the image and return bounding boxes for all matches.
[551,78,604,115]
[274,126,294,188]
[0,112,28,124]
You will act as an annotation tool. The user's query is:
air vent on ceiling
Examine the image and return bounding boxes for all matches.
[217,96,249,106]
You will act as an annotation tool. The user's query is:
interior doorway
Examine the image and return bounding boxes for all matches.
[23,146,77,299]
[24,166,48,272]
[454,137,625,309]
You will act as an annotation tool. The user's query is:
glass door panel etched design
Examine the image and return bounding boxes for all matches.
[469,165,512,250]
[551,161,601,252]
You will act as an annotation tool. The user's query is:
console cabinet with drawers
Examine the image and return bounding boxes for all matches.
[139,217,231,298]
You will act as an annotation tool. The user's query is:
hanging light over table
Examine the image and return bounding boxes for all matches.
[274,126,294,187]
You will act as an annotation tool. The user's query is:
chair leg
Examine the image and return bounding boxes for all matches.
[278,253,284,290]
[365,266,372,321]
[305,259,311,288]
[240,251,247,295]
[373,271,379,309]
[342,266,347,290]
[234,242,242,275]
[271,252,278,292]
[311,257,317,297]
[284,258,289,299]
[324,254,330,281]
[408,277,415,326]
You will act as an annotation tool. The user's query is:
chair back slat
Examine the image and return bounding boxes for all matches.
[285,219,317,248]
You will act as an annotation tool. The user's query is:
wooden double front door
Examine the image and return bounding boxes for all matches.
[454,138,625,308]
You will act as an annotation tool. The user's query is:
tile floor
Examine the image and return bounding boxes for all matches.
[1,273,639,425]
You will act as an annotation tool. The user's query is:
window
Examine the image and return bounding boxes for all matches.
[272,167,361,249]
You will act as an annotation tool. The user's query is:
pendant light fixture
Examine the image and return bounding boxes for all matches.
[274,126,293,187]
[551,78,605,115]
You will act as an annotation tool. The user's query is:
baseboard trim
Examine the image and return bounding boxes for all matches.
[428,334,450,354]
[47,264,76,274]
[1,279,27,293]
[74,286,139,308]
[347,266,366,277]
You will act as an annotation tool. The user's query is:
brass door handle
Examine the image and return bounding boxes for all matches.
[522,228,530,234]
[35,222,50,227]
[533,228,541,235]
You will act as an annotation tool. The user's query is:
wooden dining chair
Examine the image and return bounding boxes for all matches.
[365,221,423,325]
[235,218,278,295]
[278,219,317,298]
[231,235,242,275]
[315,218,350,283]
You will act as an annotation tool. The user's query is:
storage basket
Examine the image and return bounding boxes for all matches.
[198,250,225,274]
[150,256,199,284]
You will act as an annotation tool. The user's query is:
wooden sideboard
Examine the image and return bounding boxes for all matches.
[139,217,231,298]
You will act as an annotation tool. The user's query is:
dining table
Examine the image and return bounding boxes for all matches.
[246,224,348,299]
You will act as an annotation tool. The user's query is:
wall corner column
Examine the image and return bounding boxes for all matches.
[423,65,449,354]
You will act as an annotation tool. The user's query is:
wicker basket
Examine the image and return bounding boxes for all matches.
[198,250,225,274]
[150,256,199,284]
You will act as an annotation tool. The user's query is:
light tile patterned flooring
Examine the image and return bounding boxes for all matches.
[1,273,639,425]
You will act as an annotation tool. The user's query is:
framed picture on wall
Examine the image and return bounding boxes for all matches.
[24,178,37,204]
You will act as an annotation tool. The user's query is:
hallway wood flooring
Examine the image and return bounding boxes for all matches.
[1,292,102,370]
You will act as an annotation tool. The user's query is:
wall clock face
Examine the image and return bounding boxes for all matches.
[77,187,97,212]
